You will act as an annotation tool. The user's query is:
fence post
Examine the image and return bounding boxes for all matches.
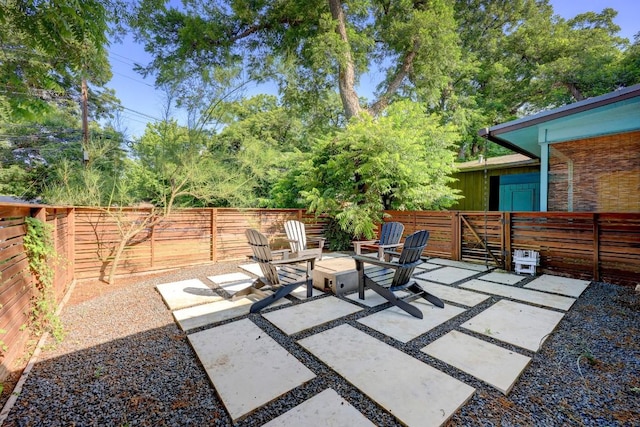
[211,208,218,262]
[504,212,512,272]
[68,208,76,281]
[593,213,600,281]
[452,212,460,261]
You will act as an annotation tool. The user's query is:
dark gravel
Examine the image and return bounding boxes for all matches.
[2,260,639,426]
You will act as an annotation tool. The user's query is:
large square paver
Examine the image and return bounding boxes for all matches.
[262,388,375,427]
[173,296,290,331]
[427,258,491,272]
[263,296,362,335]
[358,301,466,343]
[414,280,490,307]
[208,272,252,284]
[422,330,531,395]
[461,300,565,352]
[298,324,474,427]
[345,289,408,307]
[524,274,590,298]
[479,271,525,285]
[239,263,264,276]
[156,279,222,310]
[189,319,315,422]
[416,267,479,284]
[460,279,576,311]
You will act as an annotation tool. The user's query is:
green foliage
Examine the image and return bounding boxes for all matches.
[298,101,461,239]
[22,218,64,342]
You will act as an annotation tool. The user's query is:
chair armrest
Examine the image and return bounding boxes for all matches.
[352,240,378,254]
[352,254,422,270]
[271,254,317,266]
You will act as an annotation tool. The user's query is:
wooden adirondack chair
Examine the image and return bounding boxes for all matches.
[245,228,316,313]
[284,220,325,260]
[352,230,444,319]
[352,221,405,261]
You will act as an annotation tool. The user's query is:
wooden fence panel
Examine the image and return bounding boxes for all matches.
[510,213,596,280]
[385,211,456,259]
[598,213,640,286]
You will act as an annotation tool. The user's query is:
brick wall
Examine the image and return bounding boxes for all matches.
[548,130,640,212]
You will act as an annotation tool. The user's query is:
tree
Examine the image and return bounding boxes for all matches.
[294,101,460,240]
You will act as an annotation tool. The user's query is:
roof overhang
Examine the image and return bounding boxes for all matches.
[479,84,640,159]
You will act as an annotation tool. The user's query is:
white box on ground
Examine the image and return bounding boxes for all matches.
[312,257,358,295]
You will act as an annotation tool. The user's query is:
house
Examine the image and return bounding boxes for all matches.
[450,153,540,211]
[478,84,640,212]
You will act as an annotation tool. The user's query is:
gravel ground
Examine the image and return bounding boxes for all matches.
[2,260,639,426]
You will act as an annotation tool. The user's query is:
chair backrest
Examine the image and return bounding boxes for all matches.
[392,230,430,288]
[245,229,280,285]
[379,221,404,245]
[284,220,307,253]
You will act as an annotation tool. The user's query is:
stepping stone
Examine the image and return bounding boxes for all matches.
[358,301,465,343]
[524,274,590,298]
[461,300,565,352]
[460,279,576,311]
[218,280,255,296]
[189,319,315,422]
[345,289,408,308]
[239,263,264,276]
[298,325,475,427]
[427,258,491,272]
[173,295,290,331]
[262,388,376,427]
[479,271,525,285]
[422,330,531,395]
[415,262,441,271]
[416,267,479,285]
[156,279,222,310]
[289,286,324,300]
[263,296,362,335]
[208,272,252,284]
[415,280,490,307]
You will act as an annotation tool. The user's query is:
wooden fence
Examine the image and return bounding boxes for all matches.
[1,204,639,381]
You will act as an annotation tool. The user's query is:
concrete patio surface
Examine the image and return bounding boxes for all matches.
[156,256,589,426]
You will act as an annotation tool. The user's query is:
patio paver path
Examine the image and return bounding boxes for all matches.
[188,319,316,422]
[460,279,577,310]
[298,324,475,427]
[155,257,593,426]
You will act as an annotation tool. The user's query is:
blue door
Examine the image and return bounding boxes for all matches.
[499,173,540,211]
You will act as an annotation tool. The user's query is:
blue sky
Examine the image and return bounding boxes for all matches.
[105,1,640,138]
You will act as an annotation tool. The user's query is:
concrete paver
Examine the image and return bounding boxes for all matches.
[415,266,479,284]
[460,279,576,311]
[427,258,492,272]
[173,295,289,331]
[414,280,491,307]
[479,271,525,285]
[524,274,590,298]
[422,330,531,395]
[262,388,376,427]
[263,296,362,335]
[298,324,475,427]
[208,272,252,284]
[461,299,565,352]
[358,301,466,343]
[345,289,408,307]
[189,319,315,422]
[155,279,222,310]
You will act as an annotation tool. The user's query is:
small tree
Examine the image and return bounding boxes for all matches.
[296,101,461,242]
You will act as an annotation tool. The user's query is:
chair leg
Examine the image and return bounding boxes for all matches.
[407,283,445,308]
[365,277,423,319]
[250,282,302,313]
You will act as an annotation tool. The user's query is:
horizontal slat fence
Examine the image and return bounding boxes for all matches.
[1,203,639,381]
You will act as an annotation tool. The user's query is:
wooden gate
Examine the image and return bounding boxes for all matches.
[458,212,505,268]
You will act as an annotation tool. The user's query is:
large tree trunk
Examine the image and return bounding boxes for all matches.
[328,0,361,120]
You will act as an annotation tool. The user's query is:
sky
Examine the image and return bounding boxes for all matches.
[105,0,640,139]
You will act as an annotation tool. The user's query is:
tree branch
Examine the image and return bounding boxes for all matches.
[369,48,417,116]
